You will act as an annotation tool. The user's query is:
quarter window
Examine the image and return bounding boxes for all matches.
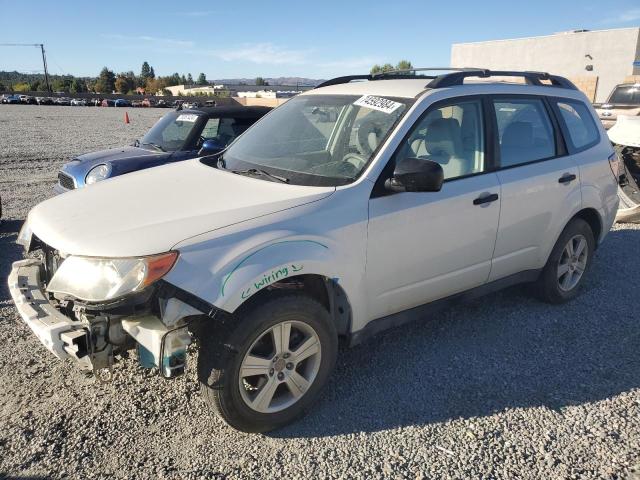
[493,99,556,167]
[556,101,599,150]
[395,99,485,180]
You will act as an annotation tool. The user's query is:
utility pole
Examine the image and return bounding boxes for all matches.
[39,44,51,93]
[0,43,52,92]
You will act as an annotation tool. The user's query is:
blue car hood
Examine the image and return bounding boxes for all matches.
[61,146,173,187]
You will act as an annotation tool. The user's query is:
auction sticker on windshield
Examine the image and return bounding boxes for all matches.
[176,114,199,122]
[353,95,402,114]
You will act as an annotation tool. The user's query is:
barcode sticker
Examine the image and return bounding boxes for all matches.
[353,95,402,114]
[176,114,199,122]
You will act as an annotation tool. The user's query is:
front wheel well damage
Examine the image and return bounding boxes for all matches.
[232,274,352,339]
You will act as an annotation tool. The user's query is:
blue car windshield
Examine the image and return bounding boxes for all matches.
[140,111,204,152]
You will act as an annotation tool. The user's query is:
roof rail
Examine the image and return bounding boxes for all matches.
[315,75,371,89]
[315,68,486,89]
[315,68,579,91]
[427,70,578,89]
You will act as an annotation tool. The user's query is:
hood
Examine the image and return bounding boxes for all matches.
[63,146,172,183]
[29,159,335,257]
[608,115,640,148]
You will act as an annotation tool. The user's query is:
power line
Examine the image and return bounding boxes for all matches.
[0,43,51,92]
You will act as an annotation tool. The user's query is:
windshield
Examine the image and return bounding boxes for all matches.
[210,94,409,186]
[140,111,204,152]
[608,85,640,105]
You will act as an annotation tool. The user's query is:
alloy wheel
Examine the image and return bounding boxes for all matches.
[557,234,588,292]
[238,320,322,414]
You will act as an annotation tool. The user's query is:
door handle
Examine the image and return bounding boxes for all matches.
[473,193,499,205]
[558,173,577,184]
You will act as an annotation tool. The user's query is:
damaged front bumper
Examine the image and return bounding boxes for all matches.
[8,258,202,379]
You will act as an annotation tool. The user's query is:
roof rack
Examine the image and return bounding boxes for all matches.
[427,70,578,89]
[315,68,578,91]
[314,68,478,89]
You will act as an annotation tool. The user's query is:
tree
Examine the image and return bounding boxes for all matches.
[396,60,413,71]
[0,82,6,92]
[140,61,152,79]
[70,78,87,93]
[181,74,187,84]
[196,73,207,85]
[371,62,410,75]
[149,66,155,79]
[94,67,116,93]
[186,73,194,84]
[115,74,131,94]
[255,77,268,86]
[12,82,30,92]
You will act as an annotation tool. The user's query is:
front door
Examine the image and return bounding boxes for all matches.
[366,97,501,320]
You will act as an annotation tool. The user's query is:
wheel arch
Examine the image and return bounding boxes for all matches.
[572,207,603,247]
[233,274,353,339]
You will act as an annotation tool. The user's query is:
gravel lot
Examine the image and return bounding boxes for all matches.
[1,105,639,479]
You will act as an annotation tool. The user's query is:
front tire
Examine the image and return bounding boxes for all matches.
[198,294,338,433]
[534,218,595,304]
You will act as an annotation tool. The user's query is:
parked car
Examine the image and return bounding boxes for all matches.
[141,98,154,107]
[36,97,54,105]
[156,99,169,108]
[19,95,36,105]
[115,99,132,107]
[70,98,87,106]
[594,82,640,129]
[131,100,142,108]
[3,94,21,104]
[609,115,640,222]
[55,97,71,106]
[55,105,271,193]
[101,99,115,107]
[1,94,19,104]
[9,69,619,433]
[183,101,201,109]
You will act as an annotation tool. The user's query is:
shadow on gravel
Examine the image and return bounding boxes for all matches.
[0,219,24,302]
[271,227,640,438]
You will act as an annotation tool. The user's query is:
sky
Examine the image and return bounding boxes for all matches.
[0,0,639,81]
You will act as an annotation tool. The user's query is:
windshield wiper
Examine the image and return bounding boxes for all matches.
[141,142,166,152]
[232,168,289,183]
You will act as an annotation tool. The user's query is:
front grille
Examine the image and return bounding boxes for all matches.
[58,172,75,190]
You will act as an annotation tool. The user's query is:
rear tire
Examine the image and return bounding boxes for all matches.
[197,293,337,433]
[534,218,595,304]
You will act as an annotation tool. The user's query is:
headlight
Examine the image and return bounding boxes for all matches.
[17,218,33,250]
[47,251,178,302]
[85,163,112,185]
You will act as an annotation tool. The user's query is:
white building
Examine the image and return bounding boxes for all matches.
[451,27,640,102]
[161,84,226,96]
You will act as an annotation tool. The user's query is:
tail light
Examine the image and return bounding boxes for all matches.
[608,151,622,182]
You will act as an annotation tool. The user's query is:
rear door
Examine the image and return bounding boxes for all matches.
[488,95,581,281]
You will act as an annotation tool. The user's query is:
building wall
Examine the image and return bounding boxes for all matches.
[451,28,640,102]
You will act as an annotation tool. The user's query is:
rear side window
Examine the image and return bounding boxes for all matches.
[555,101,600,151]
[493,99,556,167]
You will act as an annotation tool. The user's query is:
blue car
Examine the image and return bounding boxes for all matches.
[55,106,271,193]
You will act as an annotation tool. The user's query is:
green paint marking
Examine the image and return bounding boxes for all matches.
[220,240,328,297]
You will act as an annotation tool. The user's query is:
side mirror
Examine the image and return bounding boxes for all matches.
[385,157,444,193]
[198,139,224,156]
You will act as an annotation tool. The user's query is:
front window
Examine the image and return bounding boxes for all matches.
[607,85,640,105]
[210,94,410,186]
[140,112,204,152]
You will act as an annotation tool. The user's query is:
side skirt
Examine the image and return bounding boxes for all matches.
[349,269,541,346]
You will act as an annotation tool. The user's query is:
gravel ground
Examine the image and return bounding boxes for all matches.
[1,105,639,479]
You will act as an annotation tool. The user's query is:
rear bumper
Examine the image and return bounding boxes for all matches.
[8,259,90,367]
